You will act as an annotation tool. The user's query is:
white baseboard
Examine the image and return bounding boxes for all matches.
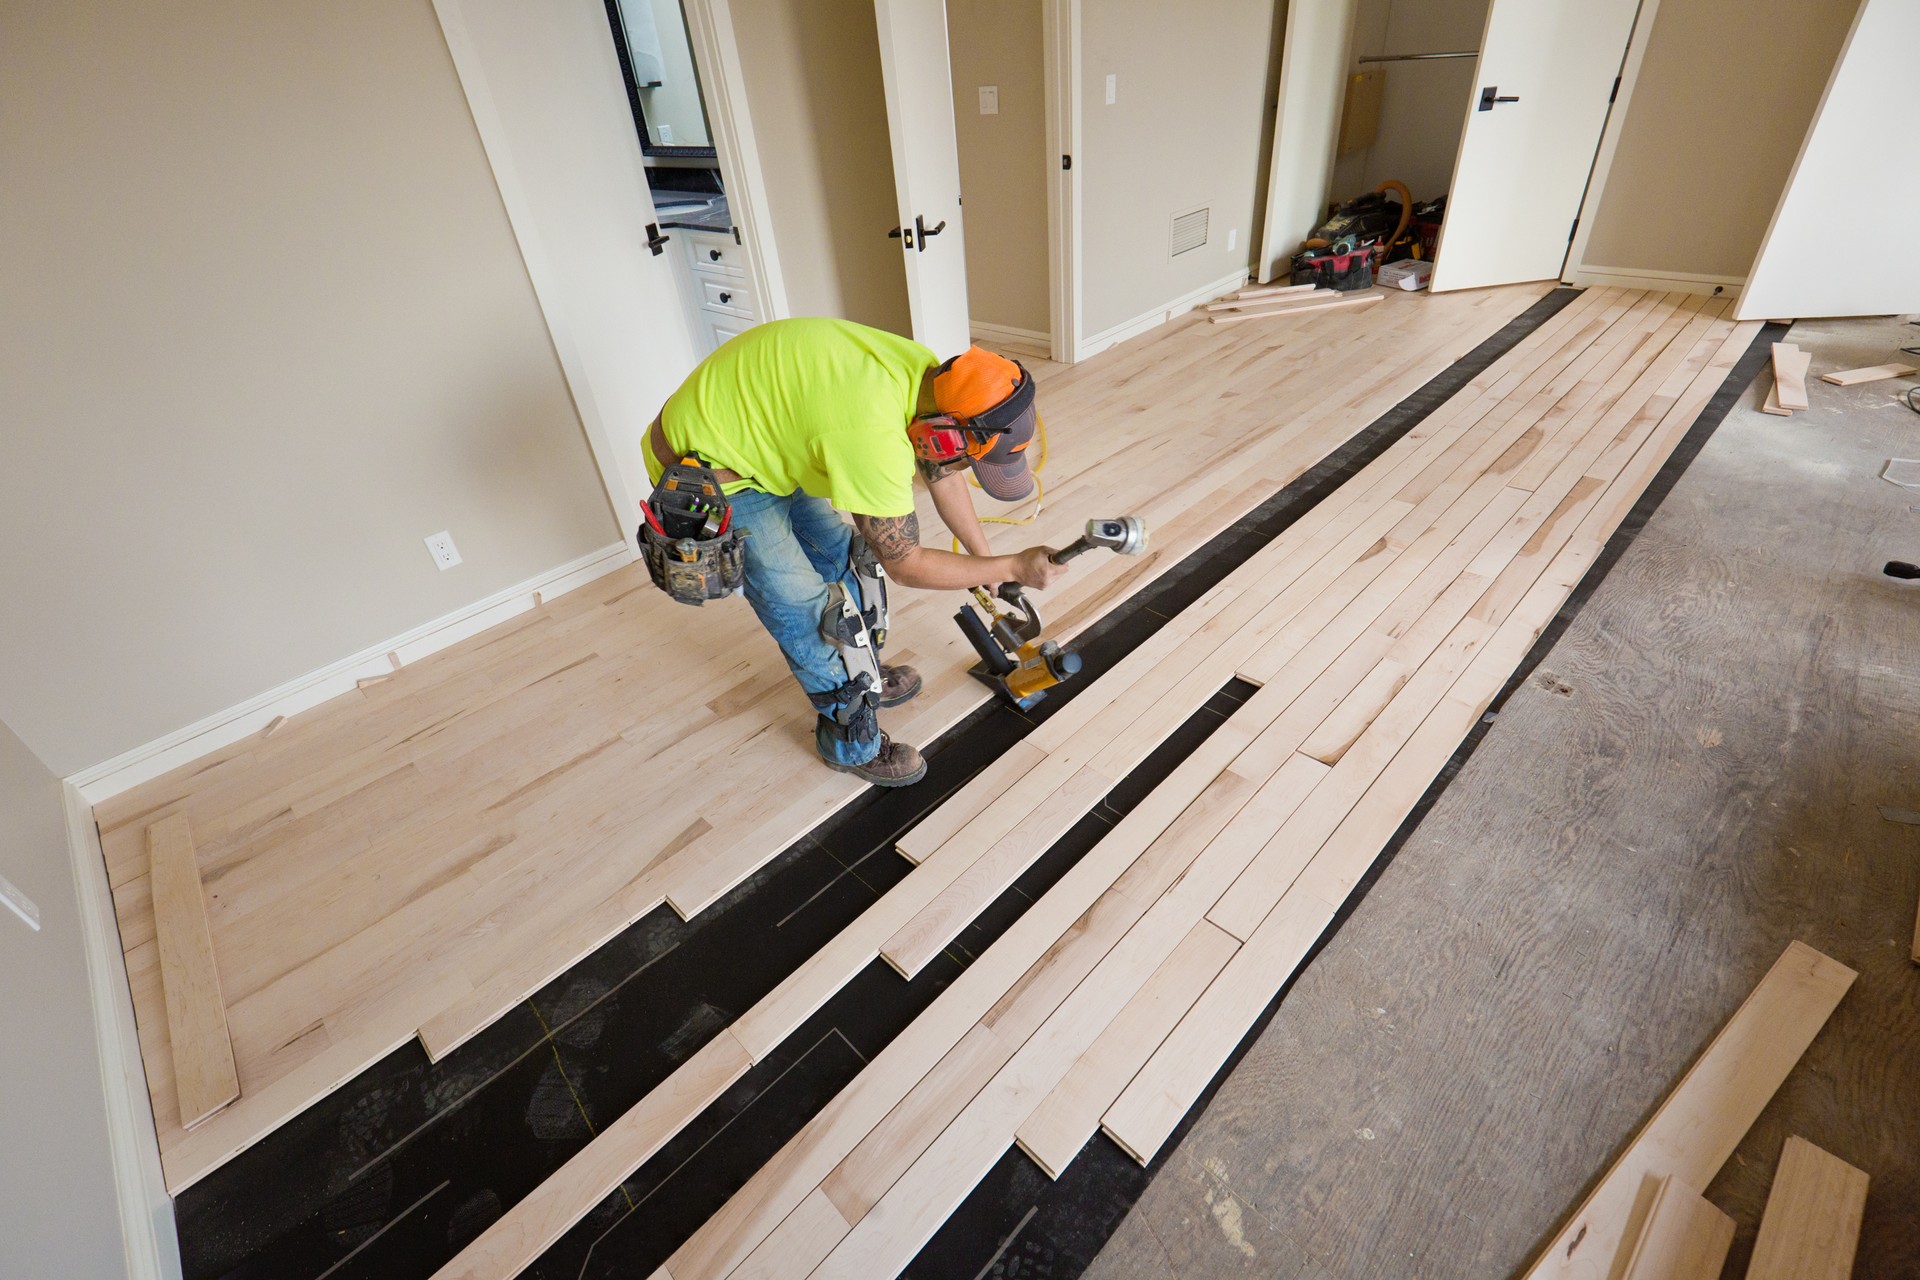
[1562,265,1746,299]
[70,542,634,805]
[969,320,1051,351]
[65,783,182,1280]
[1074,269,1249,362]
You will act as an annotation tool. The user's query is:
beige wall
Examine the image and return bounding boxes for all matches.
[0,721,141,1278]
[729,0,913,334]
[948,0,1051,337]
[1332,0,1485,204]
[1083,0,1281,334]
[1581,0,1857,281]
[0,0,619,776]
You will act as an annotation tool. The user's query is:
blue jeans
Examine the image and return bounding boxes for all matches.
[728,488,879,765]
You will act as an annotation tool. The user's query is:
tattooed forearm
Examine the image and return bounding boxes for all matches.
[916,456,969,484]
[857,511,921,562]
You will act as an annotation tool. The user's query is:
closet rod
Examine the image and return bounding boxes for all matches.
[1357,50,1477,63]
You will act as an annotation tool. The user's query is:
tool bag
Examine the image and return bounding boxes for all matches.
[638,455,747,606]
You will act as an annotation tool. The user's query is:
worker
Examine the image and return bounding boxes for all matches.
[646,317,1068,787]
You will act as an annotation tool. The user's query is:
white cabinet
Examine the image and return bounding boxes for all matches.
[682,227,758,353]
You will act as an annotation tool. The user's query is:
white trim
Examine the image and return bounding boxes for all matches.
[1074,268,1248,363]
[65,782,181,1280]
[1562,264,1745,298]
[681,0,790,320]
[1043,0,1082,365]
[70,544,631,805]
[1565,0,1663,286]
[969,321,1051,350]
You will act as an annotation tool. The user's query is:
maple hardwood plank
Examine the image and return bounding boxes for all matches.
[1772,341,1810,410]
[1618,1173,1734,1280]
[1745,1136,1869,1280]
[1518,945,1855,1280]
[1821,362,1916,386]
[1016,919,1238,1178]
[435,1031,751,1280]
[892,742,1043,865]
[1210,291,1384,324]
[147,813,240,1129]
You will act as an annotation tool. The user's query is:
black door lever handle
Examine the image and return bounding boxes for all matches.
[1477,85,1520,111]
[914,215,947,251]
[888,225,915,248]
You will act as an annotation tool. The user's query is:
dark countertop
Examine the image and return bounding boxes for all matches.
[657,192,731,235]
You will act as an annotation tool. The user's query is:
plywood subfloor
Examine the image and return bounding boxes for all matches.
[436,287,1764,1279]
[92,282,1548,1192]
[1083,314,1920,1279]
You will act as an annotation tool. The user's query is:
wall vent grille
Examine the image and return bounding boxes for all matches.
[1170,205,1210,258]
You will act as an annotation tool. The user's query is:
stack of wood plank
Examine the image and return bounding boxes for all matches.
[1525,942,1864,1280]
[435,287,1767,1279]
[1764,341,1918,416]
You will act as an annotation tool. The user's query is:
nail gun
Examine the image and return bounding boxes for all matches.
[955,517,1148,711]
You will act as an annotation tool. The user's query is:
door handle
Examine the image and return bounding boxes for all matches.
[888,225,915,249]
[1477,85,1519,111]
[644,223,672,256]
[914,215,947,252]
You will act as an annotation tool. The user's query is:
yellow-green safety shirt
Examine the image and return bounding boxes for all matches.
[652,317,936,518]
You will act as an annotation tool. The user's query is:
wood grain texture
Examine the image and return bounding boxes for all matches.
[1772,342,1811,410]
[1210,292,1384,325]
[146,813,239,1128]
[1618,1174,1734,1280]
[1820,362,1916,386]
[1745,1136,1869,1280]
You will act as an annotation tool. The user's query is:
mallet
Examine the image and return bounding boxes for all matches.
[1049,516,1148,563]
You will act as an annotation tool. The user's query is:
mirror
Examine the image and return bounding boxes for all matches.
[606,0,715,157]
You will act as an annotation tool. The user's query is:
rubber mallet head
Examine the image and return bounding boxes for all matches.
[1050,516,1148,564]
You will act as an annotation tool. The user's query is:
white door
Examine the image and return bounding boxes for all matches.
[1429,0,1640,293]
[434,0,700,539]
[1740,0,1918,320]
[872,0,973,358]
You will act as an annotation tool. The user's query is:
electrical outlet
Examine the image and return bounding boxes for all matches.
[978,85,999,115]
[1105,73,1117,105]
[0,871,41,932]
[424,531,462,571]
[1227,228,1238,251]
[657,123,673,144]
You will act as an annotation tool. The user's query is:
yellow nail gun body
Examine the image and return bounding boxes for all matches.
[955,517,1147,711]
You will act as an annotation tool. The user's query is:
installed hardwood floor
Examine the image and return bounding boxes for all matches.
[1083,314,1920,1280]
[434,289,1764,1279]
[91,282,1547,1193]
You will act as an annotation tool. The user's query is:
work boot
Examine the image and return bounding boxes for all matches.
[878,663,923,707]
[825,733,927,787]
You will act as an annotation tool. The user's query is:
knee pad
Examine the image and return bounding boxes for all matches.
[820,581,883,694]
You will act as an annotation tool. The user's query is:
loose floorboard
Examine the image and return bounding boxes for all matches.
[93,283,1546,1192]
[1745,1136,1869,1280]
[433,289,1771,1280]
[1082,313,1920,1280]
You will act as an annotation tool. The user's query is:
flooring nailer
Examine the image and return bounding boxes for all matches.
[955,517,1148,711]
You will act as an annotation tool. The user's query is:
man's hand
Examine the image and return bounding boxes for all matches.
[1010,546,1068,591]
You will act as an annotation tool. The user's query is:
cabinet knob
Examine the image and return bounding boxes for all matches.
[708,249,722,261]
[718,291,733,304]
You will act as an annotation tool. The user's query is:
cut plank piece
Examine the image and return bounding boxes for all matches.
[1211,292,1383,325]
[1230,281,1317,301]
[1617,1173,1733,1280]
[1517,942,1855,1279]
[434,1031,750,1280]
[147,813,241,1128]
[1204,288,1334,313]
[1745,1136,1869,1280]
[1772,342,1811,410]
[1762,380,1792,417]
[1822,362,1918,386]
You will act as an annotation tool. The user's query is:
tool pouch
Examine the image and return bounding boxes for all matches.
[639,456,748,606]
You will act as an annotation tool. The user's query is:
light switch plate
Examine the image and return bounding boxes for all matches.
[0,871,41,931]
[978,85,999,115]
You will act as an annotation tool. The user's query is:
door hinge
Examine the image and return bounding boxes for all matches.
[1568,217,1579,243]
[1609,75,1620,104]
[1061,154,1072,171]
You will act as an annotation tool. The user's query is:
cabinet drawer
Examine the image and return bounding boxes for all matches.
[704,314,753,351]
[699,276,755,318]
[685,231,746,277]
